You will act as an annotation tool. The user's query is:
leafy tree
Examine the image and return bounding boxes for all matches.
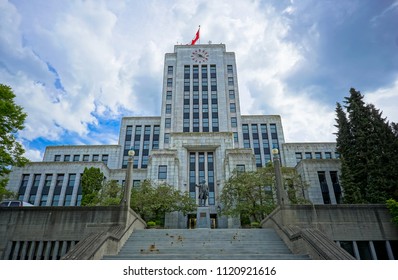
[0,179,15,201]
[80,167,104,206]
[220,164,309,224]
[0,84,29,197]
[386,199,398,226]
[130,180,196,224]
[335,88,398,203]
[99,180,122,206]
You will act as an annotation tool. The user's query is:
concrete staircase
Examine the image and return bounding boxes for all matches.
[103,228,310,260]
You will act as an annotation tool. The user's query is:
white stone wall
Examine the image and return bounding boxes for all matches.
[296,159,341,204]
[43,145,122,169]
[7,162,116,206]
[282,142,338,167]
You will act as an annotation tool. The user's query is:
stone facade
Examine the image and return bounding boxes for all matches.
[6,43,344,228]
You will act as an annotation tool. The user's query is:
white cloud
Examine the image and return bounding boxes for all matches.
[1,0,396,161]
[364,78,398,124]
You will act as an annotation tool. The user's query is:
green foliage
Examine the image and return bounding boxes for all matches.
[335,88,398,203]
[220,165,309,224]
[250,221,260,228]
[80,168,123,206]
[386,199,398,226]
[0,178,15,201]
[146,221,157,227]
[130,180,196,223]
[99,180,122,206]
[0,84,29,188]
[81,167,104,206]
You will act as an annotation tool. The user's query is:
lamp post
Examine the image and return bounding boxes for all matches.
[272,148,284,206]
[122,149,135,208]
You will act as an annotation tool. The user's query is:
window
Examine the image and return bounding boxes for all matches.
[18,174,29,201]
[228,77,234,86]
[56,174,64,187]
[133,180,141,188]
[92,154,99,161]
[64,155,70,162]
[330,171,342,204]
[229,90,235,100]
[166,91,172,100]
[44,174,53,188]
[230,103,236,113]
[233,132,238,143]
[236,164,245,175]
[167,78,172,87]
[83,155,89,161]
[295,152,302,162]
[325,152,332,159]
[227,65,233,74]
[63,195,72,206]
[318,171,330,204]
[231,117,237,127]
[164,133,170,144]
[102,154,109,165]
[167,66,173,75]
[40,195,48,206]
[52,195,60,206]
[68,174,76,187]
[165,118,171,128]
[54,155,61,162]
[165,104,172,114]
[158,165,167,179]
[305,152,312,159]
[315,152,322,159]
[73,155,80,162]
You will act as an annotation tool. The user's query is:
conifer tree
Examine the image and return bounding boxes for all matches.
[335,88,398,203]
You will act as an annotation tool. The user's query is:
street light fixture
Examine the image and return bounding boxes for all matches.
[122,148,135,208]
[272,148,284,206]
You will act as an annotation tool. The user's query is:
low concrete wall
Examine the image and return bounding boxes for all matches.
[262,204,398,241]
[0,206,146,259]
[261,204,398,259]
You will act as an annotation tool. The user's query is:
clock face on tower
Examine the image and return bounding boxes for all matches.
[191,49,209,63]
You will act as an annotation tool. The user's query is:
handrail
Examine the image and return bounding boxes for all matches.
[62,217,141,260]
[281,225,355,260]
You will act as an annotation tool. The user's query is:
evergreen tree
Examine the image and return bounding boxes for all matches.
[335,102,361,203]
[335,88,398,203]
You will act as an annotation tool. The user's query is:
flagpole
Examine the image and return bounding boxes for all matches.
[199,25,201,44]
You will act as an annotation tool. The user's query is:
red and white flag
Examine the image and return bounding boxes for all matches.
[191,27,200,45]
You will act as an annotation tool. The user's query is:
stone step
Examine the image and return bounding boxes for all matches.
[103,253,310,260]
[102,228,311,260]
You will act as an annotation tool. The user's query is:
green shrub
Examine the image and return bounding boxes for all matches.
[147,221,156,227]
[250,221,260,228]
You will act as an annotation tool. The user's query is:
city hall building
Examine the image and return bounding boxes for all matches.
[6,44,341,228]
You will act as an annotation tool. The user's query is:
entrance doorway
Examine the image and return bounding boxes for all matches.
[187,213,218,229]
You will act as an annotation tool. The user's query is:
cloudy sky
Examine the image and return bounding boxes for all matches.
[1,0,398,161]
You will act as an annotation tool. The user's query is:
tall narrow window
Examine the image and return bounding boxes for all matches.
[18,174,29,201]
[295,152,303,163]
[158,165,167,179]
[167,78,172,87]
[165,118,171,128]
[318,171,330,204]
[330,171,342,204]
[230,103,236,113]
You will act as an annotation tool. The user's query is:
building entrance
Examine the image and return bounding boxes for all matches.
[187,213,218,229]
